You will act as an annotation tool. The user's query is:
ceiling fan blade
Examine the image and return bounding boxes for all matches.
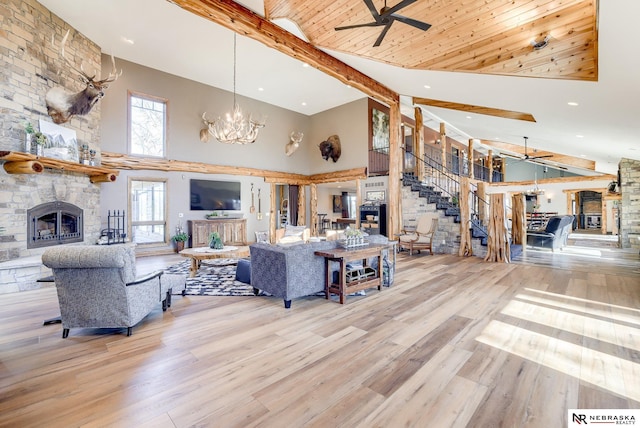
[391,14,431,31]
[413,97,537,122]
[381,0,417,16]
[528,154,555,160]
[363,0,381,21]
[335,21,383,31]
[373,21,394,47]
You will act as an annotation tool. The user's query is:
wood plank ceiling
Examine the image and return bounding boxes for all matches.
[264,0,599,81]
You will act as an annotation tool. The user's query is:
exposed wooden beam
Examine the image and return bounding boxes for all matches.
[414,97,536,122]
[170,0,399,107]
[479,139,596,170]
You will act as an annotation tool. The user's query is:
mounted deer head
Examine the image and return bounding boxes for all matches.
[200,112,215,142]
[285,131,303,156]
[45,30,122,124]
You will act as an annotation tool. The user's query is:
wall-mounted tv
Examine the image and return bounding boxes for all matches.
[190,179,241,211]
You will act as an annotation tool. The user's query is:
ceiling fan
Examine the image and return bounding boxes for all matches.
[335,0,431,47]
[521,136,553,161]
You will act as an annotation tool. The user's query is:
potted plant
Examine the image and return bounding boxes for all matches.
[23,121,34,153]
[34,132,47,156]
[209,231,224,249]
[171,232,189,252]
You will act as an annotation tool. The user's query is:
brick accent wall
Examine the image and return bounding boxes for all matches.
[0,0,104,292]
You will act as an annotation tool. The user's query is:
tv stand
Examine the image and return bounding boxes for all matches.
[188,218,247,248]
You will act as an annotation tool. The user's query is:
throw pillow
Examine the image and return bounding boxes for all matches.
[284,225,306,239]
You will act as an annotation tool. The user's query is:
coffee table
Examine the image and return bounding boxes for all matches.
[179,246,250,277]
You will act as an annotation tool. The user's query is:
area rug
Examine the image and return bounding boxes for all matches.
[163,259,260,296]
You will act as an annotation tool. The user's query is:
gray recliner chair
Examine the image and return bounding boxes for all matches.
[42,245,166,338]
[526,215,574,251]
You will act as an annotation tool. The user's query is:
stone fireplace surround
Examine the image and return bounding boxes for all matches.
[0,172,101,294]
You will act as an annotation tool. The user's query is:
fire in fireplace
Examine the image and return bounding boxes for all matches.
[27,201,83,248]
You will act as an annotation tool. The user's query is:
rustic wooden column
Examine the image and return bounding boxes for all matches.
[269,183,277,243]
[388,102,401,238]
[415,107,425,182]
[477,182,488,225]
[310,183,318,236]
[458,177,472,256]
[511,192,526,253]
[484,193,511,263]
[440,123,447,168]
[468,139,474,179]
[355,179,362,229]
[297,185,306,226]
[487,150,493,183]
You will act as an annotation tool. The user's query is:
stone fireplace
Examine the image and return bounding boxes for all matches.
[27,201,83,249]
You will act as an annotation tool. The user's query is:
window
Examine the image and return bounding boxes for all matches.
[128,92,167,157]
[129,179,167,244]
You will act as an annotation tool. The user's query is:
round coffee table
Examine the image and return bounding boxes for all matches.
[179,246,250,277]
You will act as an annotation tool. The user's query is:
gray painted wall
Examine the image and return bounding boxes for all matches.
[98,56,370,245]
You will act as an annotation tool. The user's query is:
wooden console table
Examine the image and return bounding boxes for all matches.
[314,244,386,304]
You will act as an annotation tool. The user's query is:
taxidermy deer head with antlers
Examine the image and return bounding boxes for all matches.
[45,30,121,124]
[285,131,303,156]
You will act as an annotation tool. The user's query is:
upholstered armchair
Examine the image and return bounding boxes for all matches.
[42,245,166,338]
[526,215,574,251]
[398,214,438,255]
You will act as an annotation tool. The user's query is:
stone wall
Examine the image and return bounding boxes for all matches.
[619,158,640,249]
[0,0,104,293]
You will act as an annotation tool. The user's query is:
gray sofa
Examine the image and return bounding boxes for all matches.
[42,245,166,338]
[249,234,394,308]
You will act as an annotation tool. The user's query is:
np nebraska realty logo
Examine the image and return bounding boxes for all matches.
[569,409,639,426]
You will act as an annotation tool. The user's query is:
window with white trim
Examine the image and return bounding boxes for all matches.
[128,92,167,157]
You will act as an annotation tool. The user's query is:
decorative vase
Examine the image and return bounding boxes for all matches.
[209,237,223,249]
[24,134,32,154]
[35,144,43,157]
[175,241,184,253]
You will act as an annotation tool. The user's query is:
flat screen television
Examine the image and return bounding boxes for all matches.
[190,179,241,211]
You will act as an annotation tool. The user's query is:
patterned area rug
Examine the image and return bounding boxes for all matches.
[164,259,260,296]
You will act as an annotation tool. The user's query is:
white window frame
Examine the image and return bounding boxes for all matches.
[127,91,168,158]
[128,177,168,246]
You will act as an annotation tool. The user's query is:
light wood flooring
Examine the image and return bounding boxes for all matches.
[1,244,639,427]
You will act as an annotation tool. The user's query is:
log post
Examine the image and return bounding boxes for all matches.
[297,185,306,226]
[440,123,447,168]
[3,161,43,174]
[89,173,117,183]
[388,102,401,238]
[310,183,318,236]
[355,178,362,230]
[511,193,526,253]
[415,107,425,182]
[269,183,277,243]
[488,149,493,183]
[484,193,511,263]
[458,177,472,256]
[468,139,474,179]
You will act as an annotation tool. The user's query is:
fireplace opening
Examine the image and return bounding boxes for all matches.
[28,202,83,249]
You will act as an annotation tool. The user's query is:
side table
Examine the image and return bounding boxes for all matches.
[314,244,386,304]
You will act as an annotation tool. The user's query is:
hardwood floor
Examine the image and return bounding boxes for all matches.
[1,246,638,427]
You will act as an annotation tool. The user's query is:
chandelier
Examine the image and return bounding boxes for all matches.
[212,33,265,144]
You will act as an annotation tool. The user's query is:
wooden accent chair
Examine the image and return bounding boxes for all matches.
[398,214,438,255]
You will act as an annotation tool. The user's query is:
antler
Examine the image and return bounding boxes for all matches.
[53,29,121,85]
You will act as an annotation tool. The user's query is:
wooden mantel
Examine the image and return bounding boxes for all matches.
[0,151,118,183]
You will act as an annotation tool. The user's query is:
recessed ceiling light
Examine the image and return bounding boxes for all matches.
[423,85,431,89]
[576,135,584,138]
[302,63,309,68]
[567,101,578,106]
[258,87,264,91]
[466,116,472,119]
[121,36,135,45]
[301,102,307,106]
[580,154,587,157]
